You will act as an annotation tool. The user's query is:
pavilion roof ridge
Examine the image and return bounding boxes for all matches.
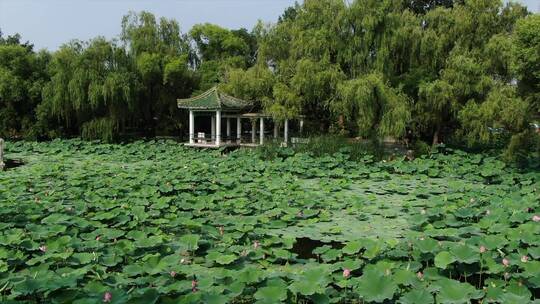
[177,86,253,111]
[177,87,218,105]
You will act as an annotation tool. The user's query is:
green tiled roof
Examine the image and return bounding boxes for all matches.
[177,87,253,111]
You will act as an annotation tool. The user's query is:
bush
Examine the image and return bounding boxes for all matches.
[256,135,385,161]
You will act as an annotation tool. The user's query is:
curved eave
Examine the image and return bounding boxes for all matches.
[177,86,254,111]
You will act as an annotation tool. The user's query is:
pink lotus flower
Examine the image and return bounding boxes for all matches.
[343,268,351,278]
[533,215,540,222]
[191,280,198,292]
[103,291,112,303]
[417,271,424,280]
[170,271,177,277]
[521,255,529,263]
[479,246,487,254]
[95,236,101,241]
[39,245,47,253]
[253,241,260,250]
[502,258,510,267]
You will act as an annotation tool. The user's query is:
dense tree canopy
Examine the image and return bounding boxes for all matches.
[0,33,49,138]
[221,0,537,159]
[0,2,538,159]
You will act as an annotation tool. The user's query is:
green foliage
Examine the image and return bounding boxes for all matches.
[335,73,411,138]
[1,2,539,159]
[216,0,536,161]
[189,23,257,92]
[40,38,138,141]
[514,14,540,113]
[256,135,384,161]
[1,140,539,302]
[0,34,49,138]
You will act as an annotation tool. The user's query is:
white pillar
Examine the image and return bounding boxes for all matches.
[226,118,231,142]
[284,119,289,144]
[273,123,278,139]
[189,111,195,144]
[260,117,265,145]
[237,117,242,143]
[300,119,304,135]
[211,115,216,142]
[251,120,256,143]
[216,110,221,146]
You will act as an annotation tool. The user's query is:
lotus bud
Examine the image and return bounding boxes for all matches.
[95,236,101,241]
[170,271,177,277]
[218,226,224,236]
[420,209,426,215]
[486,210,491,215]
[39,245,47,253]
[470,198,475,203]
[533,215,540,222]
[502,258,510,267]
[253,241,260,250]
[343,268,351,278]
[191,280,198,292]
[521,255,529,263]
[417,271,424,280]
[103,291,112,303]
[479,246,486,254]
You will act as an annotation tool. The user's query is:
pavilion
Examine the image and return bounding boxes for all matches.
[178,87,301,148]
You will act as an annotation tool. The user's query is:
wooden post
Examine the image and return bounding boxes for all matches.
[0,138,4,171]
[216,110,221,146]
[251,119,256,143]
[284,119,289,144]
[273,122,278,139]
[259,117,264,145]
[189,111,194,144]
[237,117,242,143]
[226,118,231,142]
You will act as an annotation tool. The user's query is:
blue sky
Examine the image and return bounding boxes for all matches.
[0,0,538,51]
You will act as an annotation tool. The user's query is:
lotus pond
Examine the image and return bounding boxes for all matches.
[0,140,539,303]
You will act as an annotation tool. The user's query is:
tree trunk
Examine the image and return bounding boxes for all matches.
[432,125,440,146]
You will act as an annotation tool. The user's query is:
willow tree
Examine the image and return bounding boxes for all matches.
[221,64,275,108]
[412,0,528,145]
[121,11,196,135]
[514,14,540,114]
[334,73,410,138]
[41,38,138,141]
[253,0,347,129]
[189,23,256,92]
